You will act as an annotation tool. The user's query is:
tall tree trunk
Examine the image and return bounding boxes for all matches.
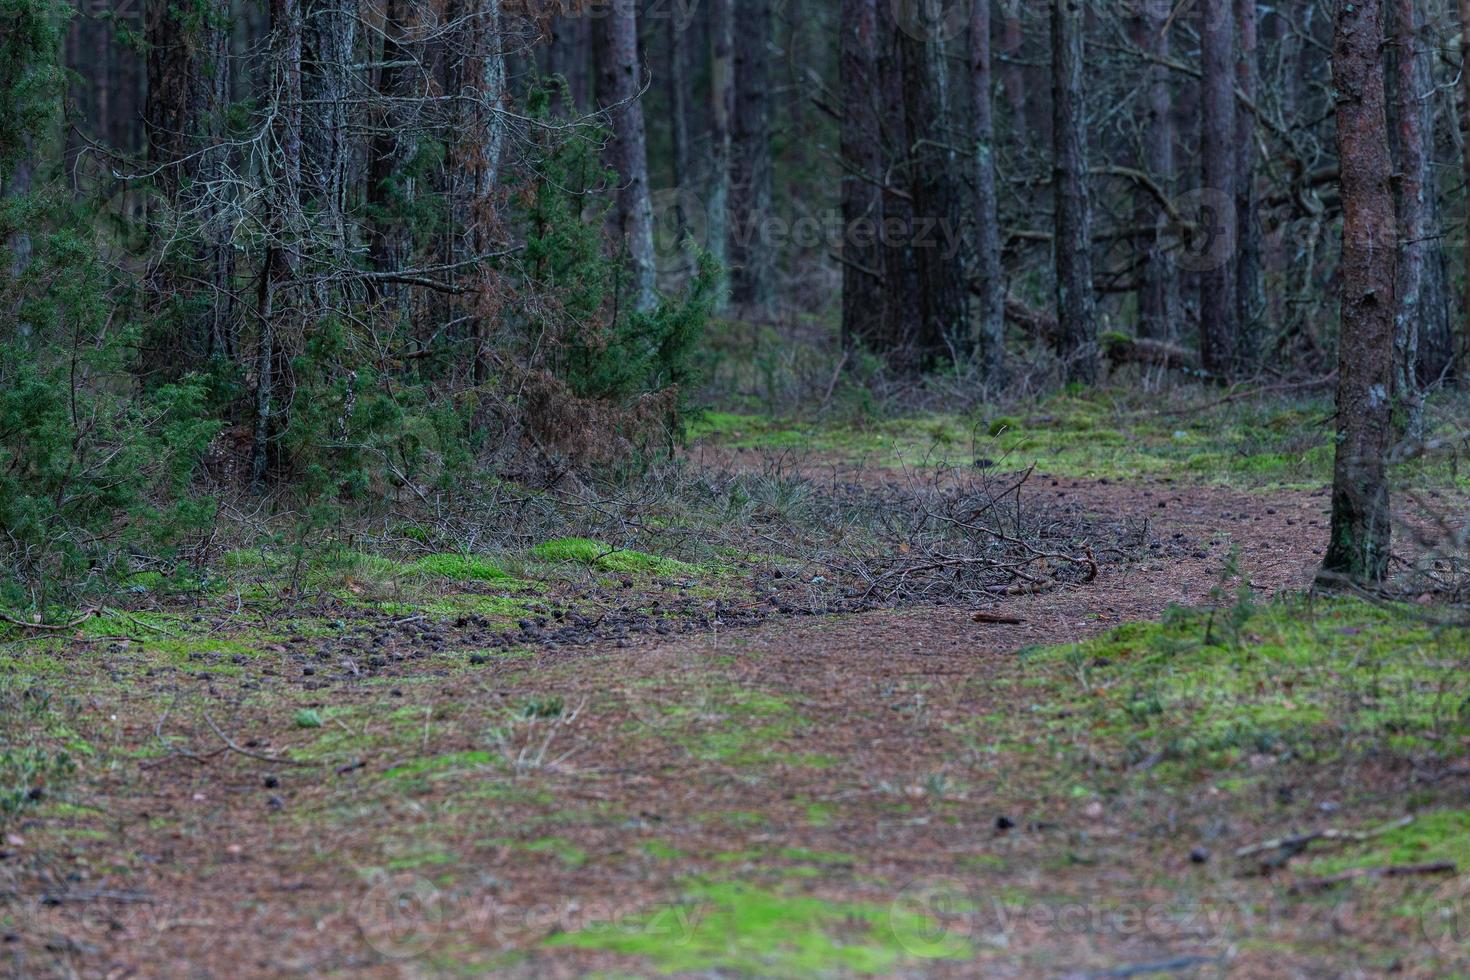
[256,0,305,485]
[665,6,693,274]
[1051,0,1096,383]
[146,0,232,364]
[1393,0,1453,395]
[303,0,357,275]
[971,0,1006,383]
[1134,0,1178,341]
[899,19,968,366]
[367,0,422,318]
[1198,0,1237,377]
[593,0,657,312]
[877,7,922,367]
[707,0,733,302]
[839,0,886,353]
[729,0,775,316]
[1459,0,1470,363]
[1320,0,1396,584]
[1233,0,1261,367]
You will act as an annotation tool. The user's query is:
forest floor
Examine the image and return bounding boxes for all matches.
[3,391,1470,978]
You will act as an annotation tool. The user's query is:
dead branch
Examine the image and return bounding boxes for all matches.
[203,712,323,768]
[1287,862,1455,893]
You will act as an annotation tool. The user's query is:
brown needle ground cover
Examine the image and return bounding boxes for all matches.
[2,416,1469,978]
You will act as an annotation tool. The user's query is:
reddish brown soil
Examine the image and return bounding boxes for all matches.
[6,476,1448,979]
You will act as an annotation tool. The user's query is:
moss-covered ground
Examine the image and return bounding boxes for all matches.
[2,391,1469,976]
[692,387,1470,490]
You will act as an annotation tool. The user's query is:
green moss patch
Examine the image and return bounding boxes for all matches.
[1011,596,1470,775]
[531,537,694,577]
[409,553,512,582]
[546,880,972,976]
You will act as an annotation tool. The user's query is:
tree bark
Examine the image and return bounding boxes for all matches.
[1320,0,1396,584]
[255,0,305,485]
[146,0,233,363]
[303,0,357,269]
[665,6,693,273]
[593,0,657,312]
[971,0,1006,383]
[707,0,733,300]
[1199,0,1237,377]
[1392,0,1453,397]
[1051,0,1096,383]
[1233,0,1261,367]
[1133,0,1178,341]
[367,0,422,318]
[899,17,968,366]
[839,0,886,353]
[729,0,775,316]
[877,8,921,366]
[1459,0,1470,364]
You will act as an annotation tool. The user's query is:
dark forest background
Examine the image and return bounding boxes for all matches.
[1,0,1463,606]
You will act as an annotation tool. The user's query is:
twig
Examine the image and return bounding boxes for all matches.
[1287,862,1455,894]
[0,607,99,631]
[203,712,322,767]
[1235,815,1413,864]
[972,611,1027,625]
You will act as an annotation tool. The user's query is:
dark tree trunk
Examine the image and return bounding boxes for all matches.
[367,0,422,317]
[303,0,357,271]
[1460,0,1470,366]
[839,0,886,353]
[707,0,732,301]
[1320,0,1396,584]
[1391,0,1453,397]
[1051,0,1096,383]
[1198,0,1237,376]
[256,0,305,485]
[729,0,775,316]
[1134,0,1178,341]
[970,0,1005,382]
[899,20,968,365]
[146,0,233,364]
[877,8,921,367]
[665,6,693,273]
[1234,0,1261,367]
[594,0,657,312]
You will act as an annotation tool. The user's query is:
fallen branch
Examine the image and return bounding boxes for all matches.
[0,607,99,631]
[1101,333,1200,372]
[1287,862,1455,894]
[1235,814,1413,867]
[203,712,322,768]
[972,610,1027,625]
[1416,766,1470,785]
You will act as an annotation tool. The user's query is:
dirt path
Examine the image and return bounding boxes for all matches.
[6,478,1409,980]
